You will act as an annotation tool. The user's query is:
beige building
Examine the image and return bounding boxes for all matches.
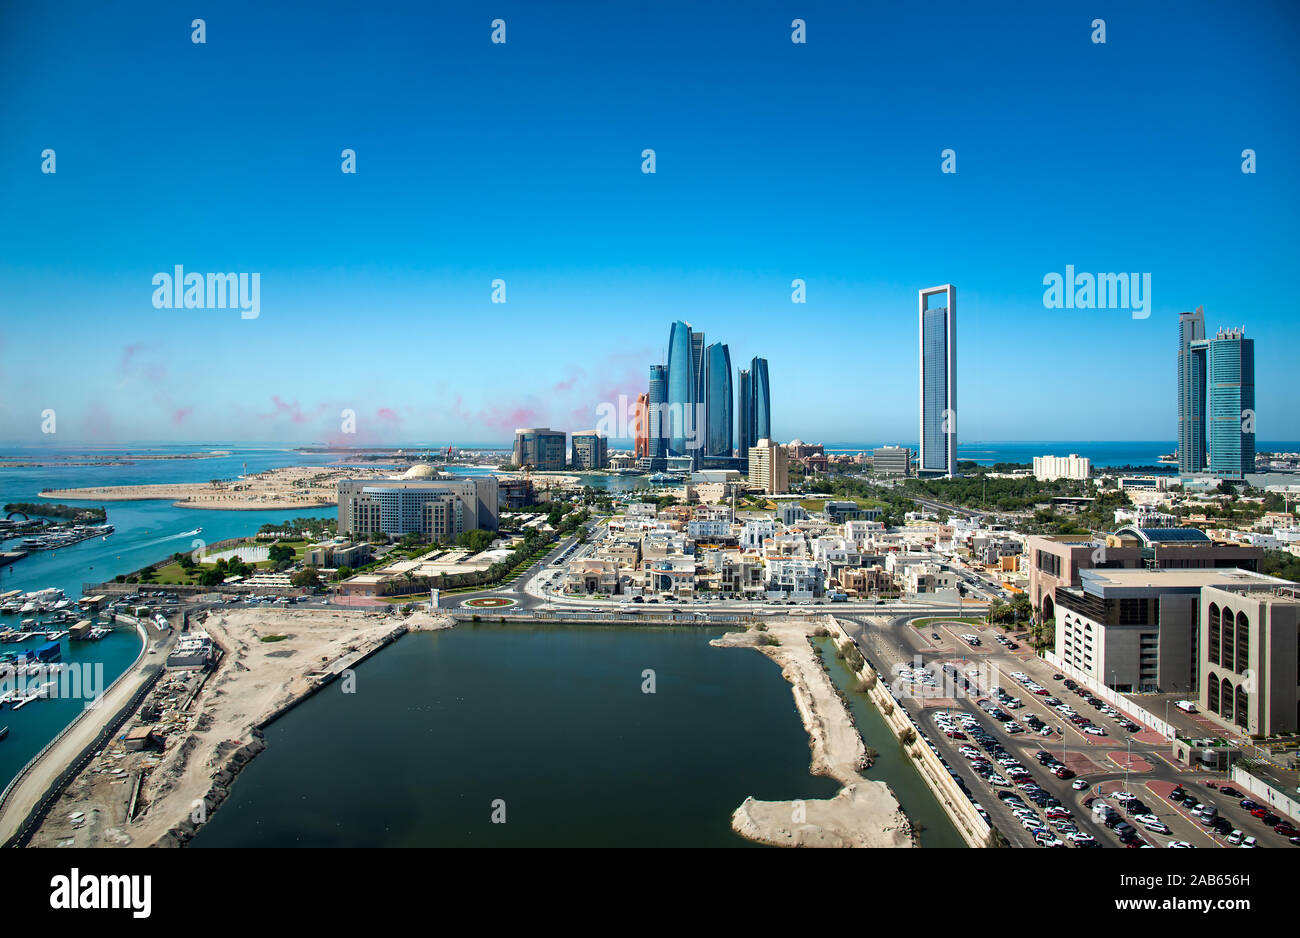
[747,438,789,494]
[1199,584,1300,736]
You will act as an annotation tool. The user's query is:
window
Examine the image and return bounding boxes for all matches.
[1234,611,1249,675]
[1207,603,1220,666]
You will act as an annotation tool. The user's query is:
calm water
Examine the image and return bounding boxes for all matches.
[822,440,1300,468]
[814,638,965,848]
[194,625,854,847]
[0,445,334,787]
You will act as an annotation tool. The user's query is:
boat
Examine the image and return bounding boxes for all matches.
[0,726,8,740]
[0,602,20,615]
[52,599,71,610]
[180,527,203,537]
[19,602,37,614]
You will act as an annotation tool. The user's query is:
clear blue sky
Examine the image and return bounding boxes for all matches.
[1,0,1297,446]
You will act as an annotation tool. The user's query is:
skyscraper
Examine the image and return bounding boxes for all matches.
[1178,310,1255,479]
[1207,327,1255,479]
[690,331,706,405]
[634,391,650,459]
[1178,307,1207,473]
[703,342,733,457]
[666,320,697,456]
[750,356,771,442]
[737,367,752,467]
[918,284,957,478]
[647,364,667,458]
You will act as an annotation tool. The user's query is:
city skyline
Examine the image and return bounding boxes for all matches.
[2,1,1298,445]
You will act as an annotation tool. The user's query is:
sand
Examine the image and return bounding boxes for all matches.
[712,617,914,848]
[39,465,395,511]
[26,606,454,848]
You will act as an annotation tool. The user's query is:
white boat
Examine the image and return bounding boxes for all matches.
[19,602,37,614]
[180,527,203,537]
[52,599,71,610]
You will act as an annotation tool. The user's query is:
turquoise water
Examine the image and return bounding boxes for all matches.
[0,445,334,788]
[194,625,846,847]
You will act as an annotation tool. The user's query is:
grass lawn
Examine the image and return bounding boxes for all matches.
[910,615,986,629]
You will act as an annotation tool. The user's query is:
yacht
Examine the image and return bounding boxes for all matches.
[180,527,203,537]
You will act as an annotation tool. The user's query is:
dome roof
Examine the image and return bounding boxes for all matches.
[789,438,804,447]
[402,463,436,479]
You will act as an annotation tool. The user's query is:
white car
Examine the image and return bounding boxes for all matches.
[1067,831,1095,844]
[1142,820,1171,834]
[1166,841,1194,848]
[1083,726,1107,736]
[1071,778,1089,790]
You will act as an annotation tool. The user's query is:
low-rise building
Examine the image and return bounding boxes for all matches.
[1199,584,1300,736]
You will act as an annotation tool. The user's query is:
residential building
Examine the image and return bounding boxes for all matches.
[747,438,788,494]
[513,427,566,470]
[736,368,752,469]
[918,284,957,477]
[666,322,701,457]
[1033,453,1091,481]
[647,364,668,459]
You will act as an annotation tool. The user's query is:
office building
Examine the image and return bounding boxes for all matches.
[1199,584,1299,736]
[872,445,913,477]
[338,477,499,539]
[1053,567,1286,694]
[747,438,789,494]
[1177,309,1256,479]
[1028,527,1264,625]
[918,284,957,477]
[647,364,667,458]
[750,356,771,443]
[513,428,567,470]
[571,431,609,470]
[703,342,733,457]
[1206,328,1255,479]
[1033,454,1091,482]
[737,368,752,468]
[1177,307,1207,473]
[634,392,650,459]
[666,321,698,457]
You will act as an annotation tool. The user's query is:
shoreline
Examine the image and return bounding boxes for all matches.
[22,607,454,848]
[712,616,914,848]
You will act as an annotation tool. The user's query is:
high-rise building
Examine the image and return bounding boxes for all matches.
[918,284,957,478]
[1033,454,1091,482]
[1207,328,1255,479]
[703,342,733,457]
[647,364,667,458]
[747,438,788,494]
[571,431,609,470]
[690,331,706,404]
[750,356,771,442]
[634,392,650,459]
[513,428,566,470]
[1177,310,1255,479]
[736,368,752,467]
[666,321,698,456]
[1177,307,1207,473]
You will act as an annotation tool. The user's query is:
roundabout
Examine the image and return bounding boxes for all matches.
[461,596,519,609]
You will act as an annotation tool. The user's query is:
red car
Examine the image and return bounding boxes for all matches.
[1052,766,1076,780]
[944,730,967,740]
[1251,807,1270,819]
[1275,822,1299,836]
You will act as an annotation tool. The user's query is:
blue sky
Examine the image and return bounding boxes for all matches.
[1,0,1297,446]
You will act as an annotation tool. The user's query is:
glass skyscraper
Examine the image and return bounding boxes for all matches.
[1207,328,1255,479]
[749,356,771,443]
[647,364,667,458]
[1178,307,1207,473]
[918,285,957,478]
[737,367,752,465]
[666,320,696,456]
[1177,311,1255,479]
[703,342,733,457]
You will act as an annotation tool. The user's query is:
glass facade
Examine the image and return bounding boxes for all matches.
[736,368,752,465]
[750,357,770,442]
[1177,308,1207,473]
[1207,332,1255,478]
[647,364,667,457]
[703,342,732,456]
[919,286,956,476]
[666,320,695,456]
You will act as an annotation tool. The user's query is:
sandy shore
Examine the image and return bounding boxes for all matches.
[26,606,454,848]
[40,465,396,511]
[712,618,913,848]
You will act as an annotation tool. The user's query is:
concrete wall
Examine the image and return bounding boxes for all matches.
[1230,765,1300,823]
[827,619,991,848]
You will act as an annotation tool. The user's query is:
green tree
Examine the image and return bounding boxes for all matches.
[267,543,295,565]
[291,567,321,589]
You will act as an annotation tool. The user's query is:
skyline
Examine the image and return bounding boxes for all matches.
[2,1,1299,445]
